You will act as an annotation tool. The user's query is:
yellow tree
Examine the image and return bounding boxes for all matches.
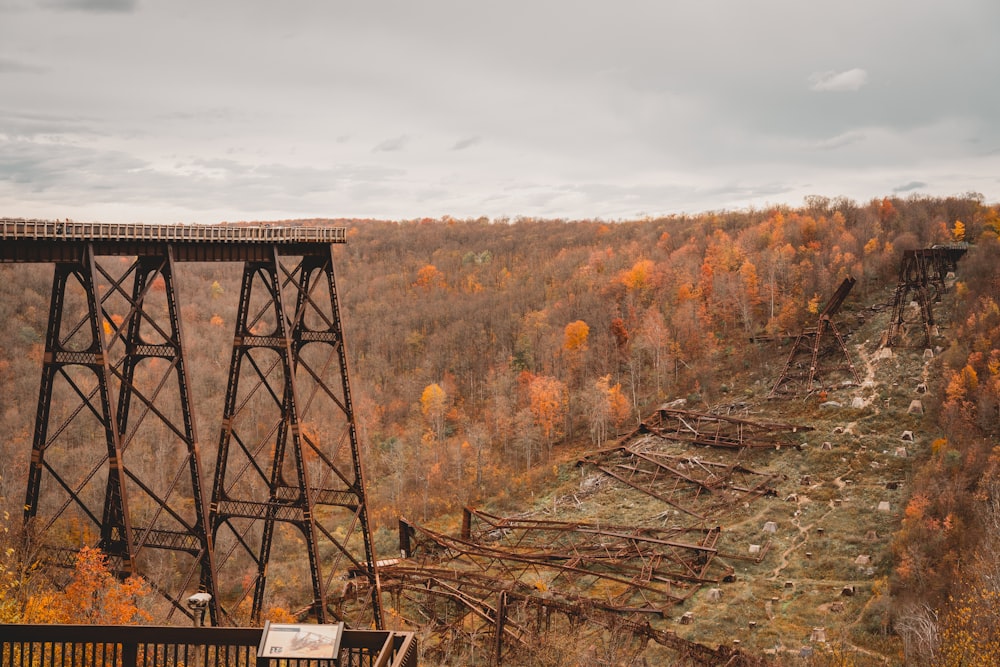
[420,382,448,446]
[952,220,966,242]
[607,382,631,428]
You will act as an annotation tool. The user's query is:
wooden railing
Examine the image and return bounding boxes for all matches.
[0,219,346,244]
[0,625,416,667]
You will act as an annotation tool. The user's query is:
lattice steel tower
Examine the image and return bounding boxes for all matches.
[1,219,382,628]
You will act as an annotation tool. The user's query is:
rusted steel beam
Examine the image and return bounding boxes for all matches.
[886,251,935,348]
[641,407,811,449]
[399,520,695,600]
[884,246,966,348]
[11,228,382,629]
[465,508,719,554]
[821,276,856,318]
[582,446,782,520]
[587,462,708,519]
[399,512,727,605]
[379,565,766,666]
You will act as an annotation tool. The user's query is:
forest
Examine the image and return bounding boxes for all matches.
[1,193,999,664]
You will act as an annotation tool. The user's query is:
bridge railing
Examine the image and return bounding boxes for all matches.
[0,624,416,667]
[0,219,346,244]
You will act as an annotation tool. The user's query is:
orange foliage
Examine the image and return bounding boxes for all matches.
[946,365,979,404]
[527,375,567,444]
[266,606,298,623]
[420,383,447,421]
[607,382,631,427]
[952,220,966,242]
[24,547,151,624]
[876,197,896,223]
[619,259,655,291]
[739,259,761,307]
[413,264,446,290]
[563,320,589,353]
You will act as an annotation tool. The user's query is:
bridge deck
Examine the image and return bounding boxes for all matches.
[1,218,346,262]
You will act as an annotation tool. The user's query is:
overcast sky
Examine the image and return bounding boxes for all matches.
[1,0,998,223]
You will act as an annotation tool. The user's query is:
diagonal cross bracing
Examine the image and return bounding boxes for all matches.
[209,248,381,627]
[579,441,783,520]
[639,406,811,450]
[769,277,861,396]
[9,221,382,629]
[884,246,965,348]
[23,247,217,623]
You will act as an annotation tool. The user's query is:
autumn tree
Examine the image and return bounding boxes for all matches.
[952,220,966,242]
[420,382,448,444]
[587,375,632,446]
[563,320,590,355]
[525,374,568,461]
[632,308,673,401]
[735,258,762,336]
[24,547,151,624]
[413,264,446,290]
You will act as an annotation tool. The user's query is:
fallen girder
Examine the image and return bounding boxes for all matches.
[639,406,812,450]
[397,517,710,614]
[579,440,784,520]
[461,507,732,585]
[378,564,770,667]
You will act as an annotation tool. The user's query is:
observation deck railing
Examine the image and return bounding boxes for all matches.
[0,624,417,667]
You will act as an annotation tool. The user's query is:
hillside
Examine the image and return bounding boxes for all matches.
[374,271,974,665]
[1,195,999,665]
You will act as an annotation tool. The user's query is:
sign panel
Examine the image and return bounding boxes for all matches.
[259,622,345,660]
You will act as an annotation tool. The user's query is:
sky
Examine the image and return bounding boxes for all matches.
[1,0,998,224]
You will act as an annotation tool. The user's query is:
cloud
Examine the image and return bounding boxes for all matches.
[813,130,867,151]
[0,58,45,74]
[0,136,404,212]
[893,180,926,193]
[372,135,409,152]
[451,136,482,151]
[0,108,102,138]
[39,0,137,12]
[808,68,869,92]
[490,180,797,220]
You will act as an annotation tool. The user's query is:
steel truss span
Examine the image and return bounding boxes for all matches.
[0,218,346,263]
[6,220,381,629]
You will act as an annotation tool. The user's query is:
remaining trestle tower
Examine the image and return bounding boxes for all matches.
[0,219,381,628]
[884,245,967,348]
